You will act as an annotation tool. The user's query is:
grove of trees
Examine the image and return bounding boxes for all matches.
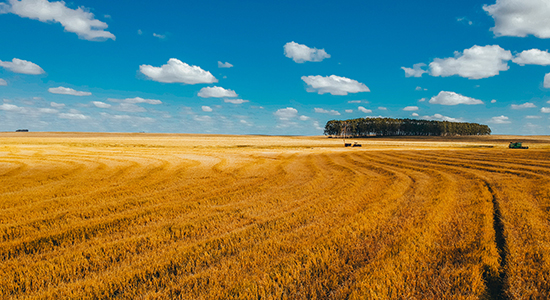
[324,117,491,137]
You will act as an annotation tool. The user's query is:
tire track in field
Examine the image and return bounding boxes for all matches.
[441,151,550,300]
[321,151,472,299]
[484,181,507,300]
[394,151,549,287]
[387,150,513,299]
[362,151,502,299]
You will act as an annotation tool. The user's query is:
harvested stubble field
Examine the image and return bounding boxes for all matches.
[1,133,550,300]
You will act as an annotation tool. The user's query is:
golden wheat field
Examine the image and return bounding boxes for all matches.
[2,132,550,299]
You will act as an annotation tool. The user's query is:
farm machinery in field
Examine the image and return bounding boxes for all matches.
[509,142,528,149]
[345,142,362,147]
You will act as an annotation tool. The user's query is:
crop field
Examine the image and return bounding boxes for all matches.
[1,133,550,299]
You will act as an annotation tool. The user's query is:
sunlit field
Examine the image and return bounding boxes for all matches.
[2,132,550,299]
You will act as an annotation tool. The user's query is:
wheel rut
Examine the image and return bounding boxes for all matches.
[484,181,508,300]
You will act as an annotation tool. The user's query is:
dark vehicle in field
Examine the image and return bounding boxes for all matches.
[509,142,528,149]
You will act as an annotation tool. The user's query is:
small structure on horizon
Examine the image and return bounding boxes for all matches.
[15,129,29,132]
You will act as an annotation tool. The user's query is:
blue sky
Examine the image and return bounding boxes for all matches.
[1,0,550,135]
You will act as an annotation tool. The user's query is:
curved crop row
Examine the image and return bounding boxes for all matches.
[1,145,549,299]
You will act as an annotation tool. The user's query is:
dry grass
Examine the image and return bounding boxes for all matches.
[1,133,550,299]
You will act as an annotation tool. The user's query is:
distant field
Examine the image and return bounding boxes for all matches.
[1,133,550,299]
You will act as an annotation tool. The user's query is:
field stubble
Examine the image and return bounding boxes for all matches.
[1,133,550,299]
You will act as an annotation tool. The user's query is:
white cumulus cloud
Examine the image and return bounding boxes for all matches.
[0,103,24,112]
[422,114,462,122]
[345,109,353,113]
[100,112,154,123]
[314,108,341,115]
[429,91,484,105]
[92,101,111,108]
[139,58,217,84]
[401,63,428,77]
[313,121,323,131]
[112,103,146,113]
[107,97,162,105]
[358,106,372,113]
[299,115,310,121]
[99,97,161,113]
[274,107,298,120]
[50,101,65,108]
[153,33,166,39]
[429,45,512,79]
[541,107,550,113]
[512,49,550,65]
[511,102,536,109]
[483,0,550,38]
[201,106,212,112]
[1,0,115,41]
[218,61,233,68]
[0,58,44,74]
[544,73,550,88]
[0,79,6,86]
[38,108,58,114]
[378,107,387,110]
[403,106,419,111]
[58,112,89,120]
[194,115,212,122]
[302,75,369,95]
[198,86,238,98]
[223,99,248,104]
[284,41,330,63]
[489,115,511,124]
[240,119,252,126]
[48,86,91,96]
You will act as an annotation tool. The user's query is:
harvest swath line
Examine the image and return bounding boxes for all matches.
[384,151,508,299]
[351,151,498,298]
[1,134,550,299]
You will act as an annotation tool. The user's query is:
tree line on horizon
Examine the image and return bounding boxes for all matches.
[324,117,491,137]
